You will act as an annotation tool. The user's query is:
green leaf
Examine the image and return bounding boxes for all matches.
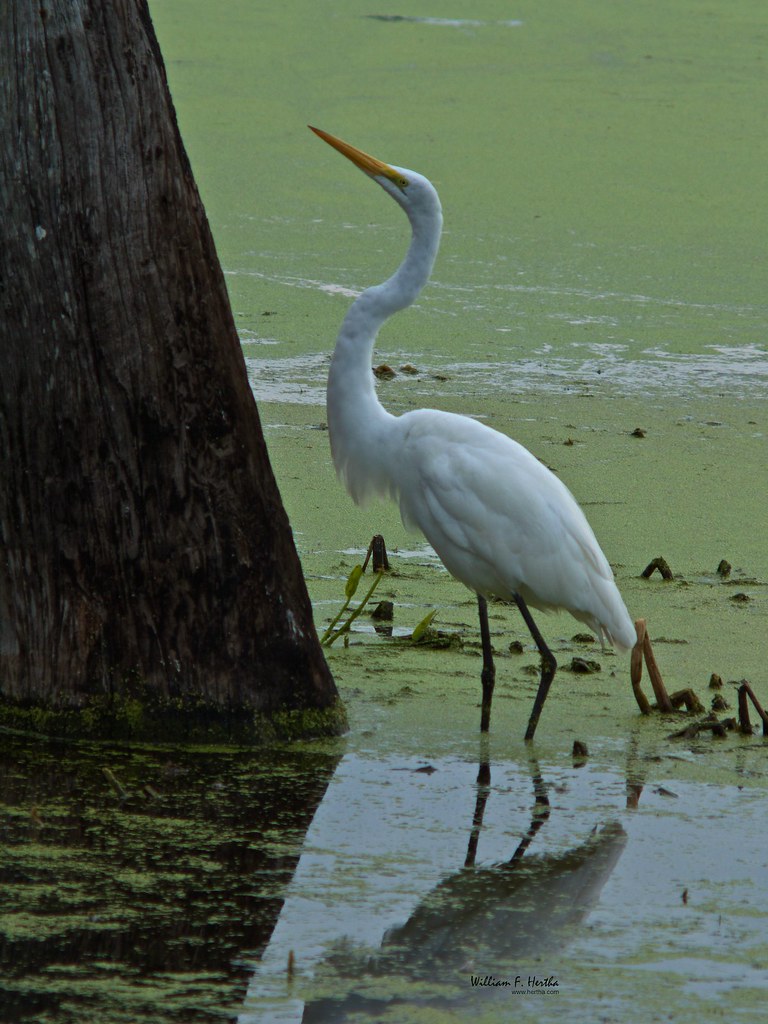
[411,609,437,643]
[345,564,364,599]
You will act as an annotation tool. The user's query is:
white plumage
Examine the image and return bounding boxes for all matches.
[312,126,635,739]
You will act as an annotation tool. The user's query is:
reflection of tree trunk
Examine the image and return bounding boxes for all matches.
[0,2,340,738]
[0,734,342,1021]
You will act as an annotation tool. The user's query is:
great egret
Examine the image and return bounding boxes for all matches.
[310,126,635,740]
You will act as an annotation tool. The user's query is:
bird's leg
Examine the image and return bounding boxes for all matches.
[477,594,495,732]
[509,758,550,863]
[513,593,557,742]
[464,754,491,868]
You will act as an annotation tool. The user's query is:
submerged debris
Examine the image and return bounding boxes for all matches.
[668,688,705,713]
[571,632,595,644]
[569,657,601,674]
[370,600,394,621]
[667,682,768,739]
[668,716,738,740]
[413,629,463,650]
[641,556,673,580]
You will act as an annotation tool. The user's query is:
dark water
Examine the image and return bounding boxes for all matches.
[0,734,339,1023]
[5,727,768,1023]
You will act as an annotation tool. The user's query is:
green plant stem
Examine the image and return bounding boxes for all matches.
[322,571,384,646]
[320,593,354,645]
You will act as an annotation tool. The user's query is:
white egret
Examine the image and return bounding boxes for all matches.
[310,126,635,740]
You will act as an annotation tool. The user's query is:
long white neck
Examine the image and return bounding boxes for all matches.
[326,177,442,504]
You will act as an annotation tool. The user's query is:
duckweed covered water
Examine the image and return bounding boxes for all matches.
[4,1,767,1021]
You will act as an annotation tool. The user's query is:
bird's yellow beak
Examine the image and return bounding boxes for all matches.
[309,126,409,189]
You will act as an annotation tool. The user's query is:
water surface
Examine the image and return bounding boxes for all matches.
[3,2,766,1021]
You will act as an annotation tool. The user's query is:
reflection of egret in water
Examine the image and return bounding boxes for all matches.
[301,755,627,1022]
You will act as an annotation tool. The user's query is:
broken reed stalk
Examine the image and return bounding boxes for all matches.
[630,620,652,715]
[643,627,675,712]
[737,685,753,734]
[739,680,768,736]
[631,618,674,713]
[362,534,390,573]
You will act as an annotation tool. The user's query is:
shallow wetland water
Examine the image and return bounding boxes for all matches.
[3,2,767,1021]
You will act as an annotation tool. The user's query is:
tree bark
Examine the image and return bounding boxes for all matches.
[0,1,341,739]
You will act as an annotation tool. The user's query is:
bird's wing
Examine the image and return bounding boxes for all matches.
[394,412,566,582]
[392,411,632,643]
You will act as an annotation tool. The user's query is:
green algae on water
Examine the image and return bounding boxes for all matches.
[0,734,341,1023]
[0,690,347,745]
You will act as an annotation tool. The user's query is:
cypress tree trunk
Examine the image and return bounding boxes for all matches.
[0,0,342,741]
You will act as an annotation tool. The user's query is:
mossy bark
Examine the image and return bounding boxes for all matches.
[0,1,341,740]
[0,692,348,746]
